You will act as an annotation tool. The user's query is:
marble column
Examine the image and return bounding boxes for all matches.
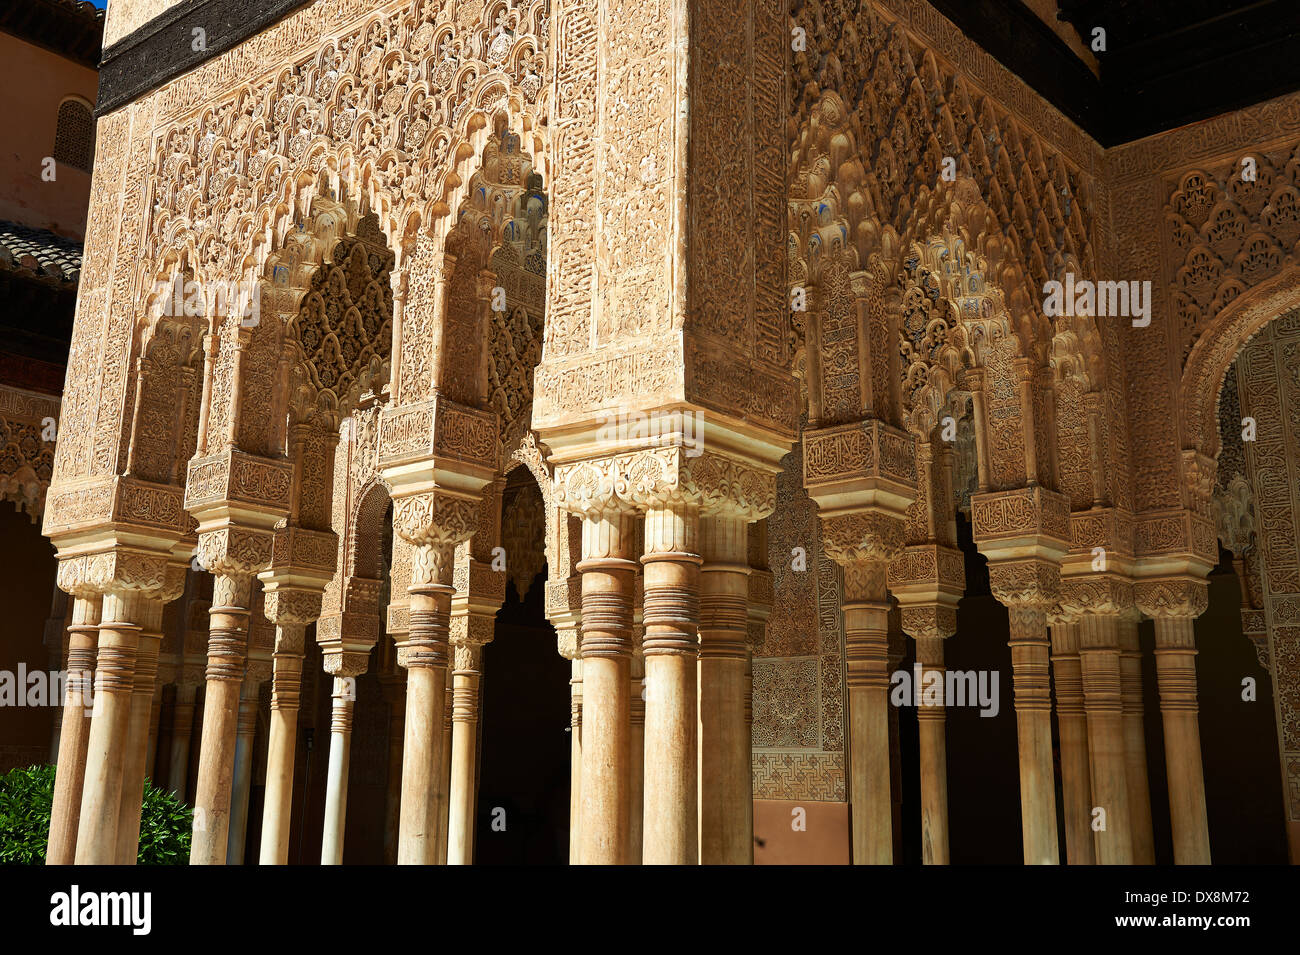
[396,536,457,865]
[258,607,309,865]
[447,642,486,865]
[1049,619,1095,865]
[577,509,637,865]
[115,597,165,864]
[988,560,1060,865]
[225,679,261,865]
[697,515,749,865]
[641,502,700,865]
[167,684,198,799]
[566,648,582,865]
[75,590,145,864]
[191,572,253,865]
[1078,612,1134,864]
[436,664,453,864]
[46,594,100,865]
[1118,614,1156,864]
[904,606,957,865]
[1138,580,1211,864]
[321,675,357,865]
[829,553,893,865]
[628,639,645,865]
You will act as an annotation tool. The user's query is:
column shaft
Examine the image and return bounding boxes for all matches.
[75,591,144,864]
[447,651,482,865]
[1118,618,1155,864]
[46,596,100,865]
[115,599,164,863]
[698,515,748,864]
[1153,615,1211,863]
[569,657,582,865]
[321,677,354,865]
[191,573,252,865]
[1078,614,1133,864]
[641,503,700,865]
[397,544,454,865]
[1006,606,1060,864]
[437,665,453,864]
[842,563,892,864]
[258,625,304,864]
[578,511,636,865]
[914,634,949,864]
[1050,623,1095,865]
[225,687,259,864]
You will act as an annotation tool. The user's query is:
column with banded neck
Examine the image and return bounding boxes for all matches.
[1049,619,1095,865]
[640,502,700,864]
[1077,612,1134,863]
[167,684,198,798]
[1118,615,1155,864]
[390,494,477,865]
[840,559,892,864]
[577,509,637,864]
[902,606,957,865]
[191,572,253,865]
[321,674,358,864]
[75,590,145,864]
[397,538,456,864]
[46,594,100,865]
[258,594,313,865]
[697,515,749,864]
[447,641,486,865]
[1137,580,1211,863]
[115,596,166,863]
[988,558,1061,865]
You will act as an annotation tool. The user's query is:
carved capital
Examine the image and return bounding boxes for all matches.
[988,558,1061,612]
[900,604,958,642]
[554,447,778,519]
[392,492,478,547]
[262,587,323,626]
[1058,574,1135,618]
[820,510,906,565]
[1134,577,1209,619]
[197,527,274,579]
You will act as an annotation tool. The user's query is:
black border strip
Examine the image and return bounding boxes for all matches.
[96,0,311,117]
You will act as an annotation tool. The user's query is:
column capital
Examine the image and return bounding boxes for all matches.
[555,447,779,521]
[55,548,184,601]
[988,558,1061,615]
[900,603,959,642]
[1134,576,1209,619]
[1059,573,1135,618]
[820,510,906,566]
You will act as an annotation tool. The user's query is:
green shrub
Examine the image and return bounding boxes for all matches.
[0,764,191,864]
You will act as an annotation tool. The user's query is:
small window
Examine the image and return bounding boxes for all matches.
[53,99,95,173]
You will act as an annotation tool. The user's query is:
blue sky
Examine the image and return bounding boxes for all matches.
[90,0,107,8]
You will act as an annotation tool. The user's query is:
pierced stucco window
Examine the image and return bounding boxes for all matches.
[53,99,95,173]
